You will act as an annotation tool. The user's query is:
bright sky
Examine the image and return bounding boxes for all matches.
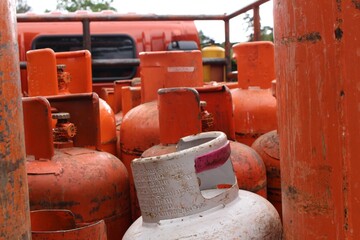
[25,0,274,43]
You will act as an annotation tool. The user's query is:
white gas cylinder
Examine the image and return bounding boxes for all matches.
[123,131,282,239]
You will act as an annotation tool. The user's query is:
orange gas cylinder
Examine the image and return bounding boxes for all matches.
[22,94,131,240]
[0,1,31,238]
[26,48,117,156]
[251,130,280,216]
[139,50,203,103]
[202,42,225,82]
[113,80,139,157]
[124,131,282,239]
[231,41,277,146]
[275,0,360,238]
[120,50,204,220]
[31,210,107,239]
[197,85,267,197]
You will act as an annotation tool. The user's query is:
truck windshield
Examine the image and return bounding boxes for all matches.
[32,34,137,81]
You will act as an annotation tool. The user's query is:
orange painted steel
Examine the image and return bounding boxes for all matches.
[121,86,142,117]
[55,50,92,94]
[140,88,200,155]
[251,130,280,216]
[275,0,360,238]
[23,94,131,240]
[231,42,277,146]
[139,50,203,103]
[120,50,204,220]
[0,1,31,238]
[113,80,133,157]
[31,210,107,239]
[26,48,117,155]
[197,85,267,197]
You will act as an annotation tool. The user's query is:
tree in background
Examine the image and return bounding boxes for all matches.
[243,13,274,42]
[16,0,31,13]
[56,0,116,12]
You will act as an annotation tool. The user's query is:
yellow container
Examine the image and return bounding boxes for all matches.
[202,44,225,82]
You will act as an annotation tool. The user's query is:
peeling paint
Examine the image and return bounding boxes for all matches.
[352,0,360,10]
[335,27,344,41]
[281,32,322,44]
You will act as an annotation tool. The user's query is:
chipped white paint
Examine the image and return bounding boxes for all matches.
[124,131,282,240]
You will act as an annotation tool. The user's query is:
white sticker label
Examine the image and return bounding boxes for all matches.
[167,66,195,72]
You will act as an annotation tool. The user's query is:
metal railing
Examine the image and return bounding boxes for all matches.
[17,0,270,81]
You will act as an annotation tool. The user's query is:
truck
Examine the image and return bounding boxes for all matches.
[16,11,201,95]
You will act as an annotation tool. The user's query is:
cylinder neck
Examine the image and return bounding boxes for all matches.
[132,131,238,223]
[140,50,204,103]
[158,88,202,145]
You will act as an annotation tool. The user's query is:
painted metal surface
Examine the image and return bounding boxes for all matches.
[31,210,107,240]
[252,130,281,217]
[0,1,31,239]
[275,0,360,238]
[22,94,131,240]
[124,132,282,239]
[26,48,117,155]
[139,50,203,103]
[120,50,204,220]
[231,42,277,146]
[197,85,267,197]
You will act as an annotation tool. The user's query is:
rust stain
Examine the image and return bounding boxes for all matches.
[352,0,360,9]
[336,0,342,11]
[281,32,322,44]
[285,185,331,216]
[335,27,344,41]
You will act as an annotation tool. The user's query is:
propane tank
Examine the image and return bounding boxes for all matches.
[139,50,203,103]
[113,80,140,157]
[22,94,131,240]
[120,50,204,220]
[251,130,280,216]
[0,0,31,238]
[202,41,225,82]
[231,41,277,146]
[275,0,360,238]
[31,210,107,240]
[123,131,282,239]
[251,80,281,216]
[197,85,267,197]
[26,48,117,156]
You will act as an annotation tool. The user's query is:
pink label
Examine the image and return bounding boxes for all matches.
[194,142,230,173]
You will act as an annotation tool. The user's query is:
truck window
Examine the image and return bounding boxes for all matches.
[32,34,137,82]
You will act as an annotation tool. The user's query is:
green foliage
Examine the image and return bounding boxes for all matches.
[243,13,274,42]
[198,30,214,48]
[56,0,117,12]
[16,0,31,13]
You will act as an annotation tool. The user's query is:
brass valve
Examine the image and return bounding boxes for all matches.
[52,112,77,143]
[200,101,214,132]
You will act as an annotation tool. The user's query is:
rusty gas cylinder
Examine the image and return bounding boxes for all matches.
[0,0,31,238]
[23,94,131,240]
[139,50,203,103]
[231,41,277,146]
[26,48,117,156]
[120,50,204,220]
[113,80,140,157]
[56,64,71,94]
[197,85,267,197]
[31,210,107,240]
[124,131,282,239]
[275,0,360,238]
[251,130,280,217]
